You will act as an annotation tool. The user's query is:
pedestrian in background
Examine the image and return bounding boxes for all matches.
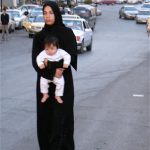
[32,1,77,150]
[1,8,9,41]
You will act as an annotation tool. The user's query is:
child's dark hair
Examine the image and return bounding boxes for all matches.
[44,36,59,48]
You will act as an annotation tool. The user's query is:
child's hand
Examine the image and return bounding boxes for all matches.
[63,64,69,69]
[44,59,48,67]
[39,64,45,69]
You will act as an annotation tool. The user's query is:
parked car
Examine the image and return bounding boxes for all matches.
[119,5,138,19]
[116,0,126,4]
[0,13,16,33]
[18,4,39,15]
[126,0,142,3]
[29,6,42,18]
[22,17,33,32]
[28,15,44,38]
[63,18,93,53]
[73,5,96,30]
[7,9,26,29]
[141,3,150,11]
[135,10,150,23]
[62,14,81,19]
[144,0,150,3]
[96,8,102,16]
[99,0,116,5]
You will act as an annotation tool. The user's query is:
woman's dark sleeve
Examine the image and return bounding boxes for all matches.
[65,29,78,71]
[32,34,55,79]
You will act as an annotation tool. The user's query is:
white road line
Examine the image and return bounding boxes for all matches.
[133,94,144,97]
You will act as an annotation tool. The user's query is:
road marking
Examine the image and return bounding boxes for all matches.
[133,94,144,97]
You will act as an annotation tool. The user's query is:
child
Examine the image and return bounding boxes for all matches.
[36,36,71,104]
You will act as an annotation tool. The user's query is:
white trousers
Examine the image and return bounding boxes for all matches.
[40,76,64,96]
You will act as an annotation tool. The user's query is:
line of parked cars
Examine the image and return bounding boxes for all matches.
[0,3,102,53]
[21,3,102,53]
[96,0,143,5]
[119,3,150,24]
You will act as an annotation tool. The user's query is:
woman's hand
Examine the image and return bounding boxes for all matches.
[55,68,64,78]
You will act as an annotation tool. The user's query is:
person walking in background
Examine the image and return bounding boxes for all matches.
[32,1,77,150]
[1,8,9,41]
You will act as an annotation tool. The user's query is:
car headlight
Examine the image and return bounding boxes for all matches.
[31,26,35,29]
[125,13,130,16]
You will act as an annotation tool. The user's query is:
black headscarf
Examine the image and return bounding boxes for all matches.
[43,1,64,27]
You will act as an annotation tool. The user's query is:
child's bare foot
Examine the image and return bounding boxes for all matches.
[41,94,49,103]
[55,96,63,104]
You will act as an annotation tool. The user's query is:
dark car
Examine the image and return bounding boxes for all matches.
[119,5,138,19]
[73,5,96,30]
[99,0,116,5]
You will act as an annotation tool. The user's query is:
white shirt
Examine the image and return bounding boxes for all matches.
[36,48,71,67]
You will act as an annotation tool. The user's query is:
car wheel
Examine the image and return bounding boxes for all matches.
[29,34,32,38]
[124,15,127,19]
[9,26,12,33]
[87,39,92,51]
[79,40,84,53]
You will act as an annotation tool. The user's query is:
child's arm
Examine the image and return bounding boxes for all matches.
[60,49,71,69]
[36,52,46,69]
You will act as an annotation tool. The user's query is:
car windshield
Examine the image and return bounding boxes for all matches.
[63,20,83,31]
[73,8,91,18]
[142,4,150,8]
[27,6,37,10]
[125,7,137,11]
[7,11,20,17]
[138,11,150,15]
[33,7,42,11]
[30,11,43,17]
[34,16,44,22]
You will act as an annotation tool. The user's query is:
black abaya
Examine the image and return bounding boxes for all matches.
[32,2,77,150]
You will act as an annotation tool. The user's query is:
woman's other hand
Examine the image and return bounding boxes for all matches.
[55,68,64,78]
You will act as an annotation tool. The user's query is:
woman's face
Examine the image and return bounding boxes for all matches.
[43,6,55,25]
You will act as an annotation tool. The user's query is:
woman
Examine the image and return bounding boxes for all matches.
[32,1,77,150]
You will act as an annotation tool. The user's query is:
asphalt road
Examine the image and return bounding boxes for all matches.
[0,4,150,150]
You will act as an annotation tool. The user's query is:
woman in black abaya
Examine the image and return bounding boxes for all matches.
[32,1,77,150]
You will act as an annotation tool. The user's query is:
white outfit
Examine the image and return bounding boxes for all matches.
[36,48,71,97]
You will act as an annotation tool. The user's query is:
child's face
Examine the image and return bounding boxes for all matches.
[45,44,57,55]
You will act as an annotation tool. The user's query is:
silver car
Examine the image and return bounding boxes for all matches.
[7,9,26,29]
[136,10,150,23]
[119,6,138,19]
[63,18,93,53]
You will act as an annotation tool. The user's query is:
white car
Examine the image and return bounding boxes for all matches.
[7,9,26,29]
[136,10,150,23]
[141,3,150,11]
[62,14,81,19]
[18,4,39,15]
[63,18,93,53]
[28,15,45,38]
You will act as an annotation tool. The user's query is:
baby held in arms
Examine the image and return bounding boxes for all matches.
[36,36,71,104]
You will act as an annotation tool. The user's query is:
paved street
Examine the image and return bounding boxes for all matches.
[0,4,150,150]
